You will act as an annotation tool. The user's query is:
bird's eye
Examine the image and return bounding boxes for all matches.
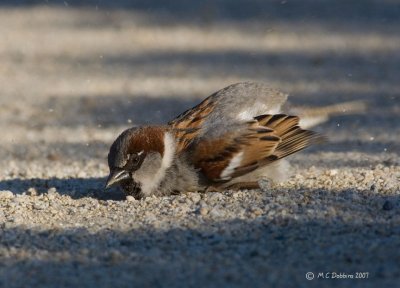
[132,154,140,165]
[124,151,144,171]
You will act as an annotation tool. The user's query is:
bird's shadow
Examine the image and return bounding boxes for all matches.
[0,177,126,201]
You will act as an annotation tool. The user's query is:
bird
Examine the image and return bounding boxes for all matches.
[105,82,365,199]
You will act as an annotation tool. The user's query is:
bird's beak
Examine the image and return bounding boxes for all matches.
[105,169,130,189]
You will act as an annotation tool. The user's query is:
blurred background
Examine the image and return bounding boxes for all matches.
[0,0,399,171]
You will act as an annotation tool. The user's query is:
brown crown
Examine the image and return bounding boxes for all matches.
[127,126,166,156]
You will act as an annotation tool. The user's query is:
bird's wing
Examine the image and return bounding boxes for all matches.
[184,114,323,182]
[168,82,288,151]
[168,95,216,152]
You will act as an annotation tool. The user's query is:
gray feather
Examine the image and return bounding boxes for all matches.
[199,82,288,138]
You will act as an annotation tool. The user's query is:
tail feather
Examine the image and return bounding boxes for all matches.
[290,100,367,129]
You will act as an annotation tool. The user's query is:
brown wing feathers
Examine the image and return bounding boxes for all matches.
[169,97,215,151]
[192,114,322,182]
[190,119,280,181]
[256,114,322,162]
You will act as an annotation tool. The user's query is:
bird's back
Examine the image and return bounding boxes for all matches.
[169,82,288,140]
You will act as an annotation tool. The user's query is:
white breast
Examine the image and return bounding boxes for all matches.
[135,132,176,196]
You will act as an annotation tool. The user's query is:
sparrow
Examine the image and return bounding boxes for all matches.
[105,82,365,199]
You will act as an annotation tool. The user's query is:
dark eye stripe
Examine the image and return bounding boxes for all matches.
[124,152,146,171]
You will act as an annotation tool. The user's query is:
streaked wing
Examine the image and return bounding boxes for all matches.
[191,114,323,182]
[191,122,281,181]
[168,96,215,152]
[168,82,288,152]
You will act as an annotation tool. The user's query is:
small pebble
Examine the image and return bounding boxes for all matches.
[27,187,38,196]
[47,187,58,200]
[107,250,124,264]
[382,200,394,211]
[328,169,338,176]
[259,179,271,191]
[126,195,137,202]
[33,203,47,210]
[209,207,223,218]
[199,207,209,216]
[189,193,201,203]
[48,187,57,194]
[251,207,263,216]
[0,190,14,199]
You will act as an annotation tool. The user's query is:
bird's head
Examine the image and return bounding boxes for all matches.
[105,126,176,196]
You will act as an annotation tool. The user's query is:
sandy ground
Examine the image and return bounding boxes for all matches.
[0,1,399,287]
